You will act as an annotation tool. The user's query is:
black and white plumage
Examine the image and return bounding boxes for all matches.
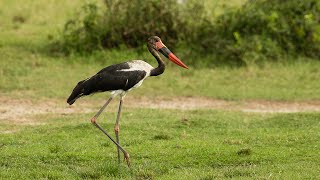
[67,60,153,105]
[66,36,188,167]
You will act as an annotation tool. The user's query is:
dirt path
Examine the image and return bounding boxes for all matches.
[1,96,320,124]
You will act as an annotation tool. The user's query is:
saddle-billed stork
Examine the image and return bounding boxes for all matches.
[67,36,188,167]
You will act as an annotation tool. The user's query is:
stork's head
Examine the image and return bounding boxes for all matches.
[147,36,188,69]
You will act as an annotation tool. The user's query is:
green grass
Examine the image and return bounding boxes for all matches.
[1,109,319,179]
[1,50,320,101]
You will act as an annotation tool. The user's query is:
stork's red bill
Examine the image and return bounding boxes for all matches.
[156,41,189,69]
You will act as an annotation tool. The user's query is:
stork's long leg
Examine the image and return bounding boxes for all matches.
[92,122,130,167]
[114,95,123,164]
[91,97,113,120]
[90,97,130,167]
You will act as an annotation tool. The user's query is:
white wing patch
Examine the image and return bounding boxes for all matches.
[117,60,153,76]
[114,60,154,94]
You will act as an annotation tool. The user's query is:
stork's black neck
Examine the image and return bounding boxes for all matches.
[149,46,165,76]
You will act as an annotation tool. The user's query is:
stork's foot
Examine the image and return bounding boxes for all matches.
[114,125,120,133]
[124,152,130,167]
[91,117,97,123]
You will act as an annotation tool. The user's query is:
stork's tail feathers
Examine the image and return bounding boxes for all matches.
[67,79,87,105]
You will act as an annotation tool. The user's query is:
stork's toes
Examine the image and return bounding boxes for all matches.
[124,152,130,167]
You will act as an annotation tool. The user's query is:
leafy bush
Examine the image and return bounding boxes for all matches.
[190,0,320,65]
[101,0,183,48]
[58,3,107,53]
[52,0,320,66]
[52,0,204,54]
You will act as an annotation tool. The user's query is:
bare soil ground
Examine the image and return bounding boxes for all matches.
[1,96,320,125]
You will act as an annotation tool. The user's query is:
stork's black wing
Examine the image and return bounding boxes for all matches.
[67,62,147,105]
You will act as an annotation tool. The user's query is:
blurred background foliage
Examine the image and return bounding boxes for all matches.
[51,0,320,66]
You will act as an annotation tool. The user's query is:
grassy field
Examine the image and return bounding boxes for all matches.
[1,53,320,101]
[1,109,319,179]
[1,0,320,179]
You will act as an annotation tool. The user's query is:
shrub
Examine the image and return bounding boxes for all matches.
[190,0,320,65]
[52,0,320,66]
[60,3,107,53]
[53,0,203,54]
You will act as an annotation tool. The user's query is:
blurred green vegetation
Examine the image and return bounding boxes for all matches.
[52,0,320,66]
[50,0,199,54]
[190,0,320,66]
